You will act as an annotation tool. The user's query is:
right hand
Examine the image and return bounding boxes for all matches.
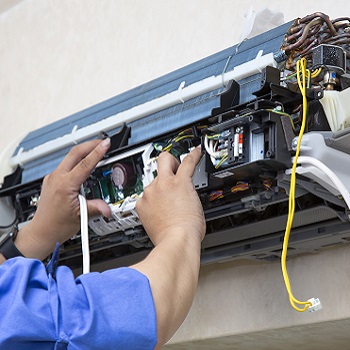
[136,147,206,246]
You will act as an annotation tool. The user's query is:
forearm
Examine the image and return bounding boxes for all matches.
[0,139,112,267]
[0,220,58,265]
[13,221,57,260]
[132,227,201,348]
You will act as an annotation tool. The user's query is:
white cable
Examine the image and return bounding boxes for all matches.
[204,135,216,165]
[213,140,218,154]
[204,135,227,161]
[204,135,215,157]
[296,156,350,209]
[78,194,90,274]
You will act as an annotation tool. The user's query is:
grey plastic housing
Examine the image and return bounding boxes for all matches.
[292,130,350,198]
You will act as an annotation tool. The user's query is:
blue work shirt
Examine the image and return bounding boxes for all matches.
[0,257,157,350]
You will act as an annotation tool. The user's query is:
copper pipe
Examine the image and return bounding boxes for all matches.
[299,12,337,36]
[283,18,323,52]
[329,37,350,45]
[288,22,304,35]
[324,33,350,43]
[299,38,319,57]
[286,27,304,42]
[308,24,322,37]
[332,17,350,24]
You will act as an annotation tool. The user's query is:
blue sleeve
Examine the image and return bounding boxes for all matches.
[0,258,157,350]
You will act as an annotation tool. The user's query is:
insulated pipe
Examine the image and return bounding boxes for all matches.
[9,51,275,168]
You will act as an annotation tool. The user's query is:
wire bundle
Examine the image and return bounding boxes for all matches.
[154,126,205,154]
[209,182,249,202]
[231,181,249,194]
[209,190,224,202]
[204,134,228,169]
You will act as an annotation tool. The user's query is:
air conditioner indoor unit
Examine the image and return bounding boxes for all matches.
[1,12,350,271]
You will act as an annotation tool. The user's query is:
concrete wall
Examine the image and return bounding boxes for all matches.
[166,245,350,349]
[1,1,350,348]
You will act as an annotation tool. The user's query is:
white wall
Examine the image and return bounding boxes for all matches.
[1,1,350,348]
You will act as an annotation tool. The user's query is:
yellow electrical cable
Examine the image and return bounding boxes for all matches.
[310,67,322,78]
[215,154,228,169]
[162,143,173,152]
[281,57,312,312]
[173,135,194,142]
[266,109,296,131]
[284,67,322,81]
[207,134,221,139]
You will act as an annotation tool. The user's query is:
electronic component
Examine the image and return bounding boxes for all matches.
[312,44,346,75]
[307,297,323,313]
[111,163,136,189]
[87,143,157,236]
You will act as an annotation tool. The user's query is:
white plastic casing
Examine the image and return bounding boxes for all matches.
[319,87,350,131]
[308,297,322,313]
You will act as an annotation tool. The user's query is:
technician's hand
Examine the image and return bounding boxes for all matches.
[15,139,112,260]
[136,147,206,246]
[133,148,206,347]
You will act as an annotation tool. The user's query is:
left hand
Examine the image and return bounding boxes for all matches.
[15,139,111,260]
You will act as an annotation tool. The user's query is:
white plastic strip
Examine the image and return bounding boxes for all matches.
[78,194,90,274]
[9,52,275,168]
